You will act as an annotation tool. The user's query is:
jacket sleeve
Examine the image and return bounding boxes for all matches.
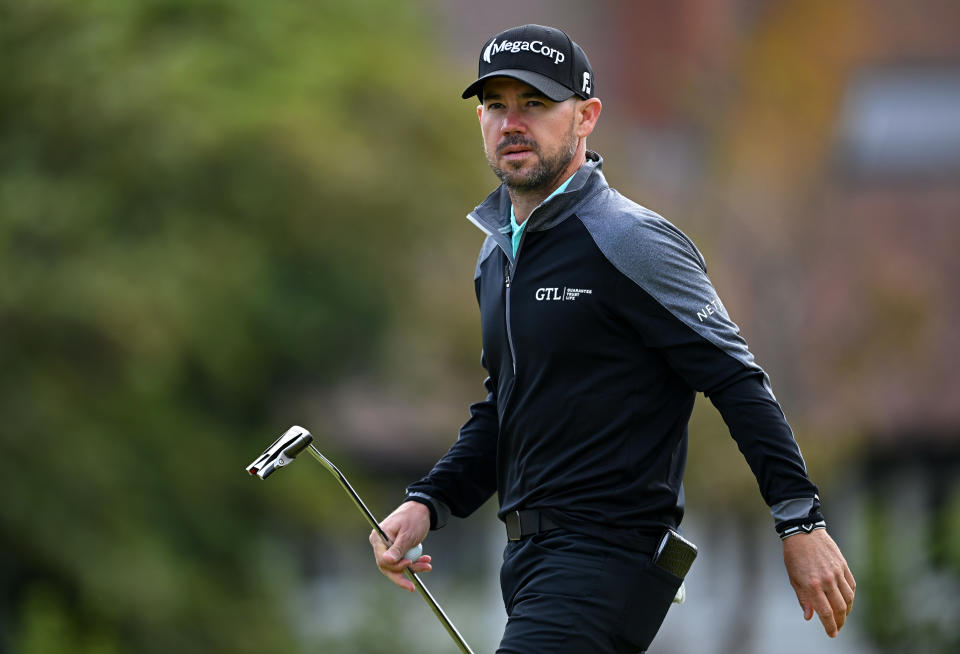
[404,352,499,525]
[588,205,823,531]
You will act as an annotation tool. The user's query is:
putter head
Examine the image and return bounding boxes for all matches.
[246,425,313,479]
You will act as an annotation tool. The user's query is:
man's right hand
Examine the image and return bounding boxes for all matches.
[782,528,856,637]
[369,500,433,592]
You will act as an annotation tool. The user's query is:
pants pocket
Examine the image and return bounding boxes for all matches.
[617,558,683,652]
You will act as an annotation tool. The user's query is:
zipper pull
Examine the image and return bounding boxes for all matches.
[504,264,511,288]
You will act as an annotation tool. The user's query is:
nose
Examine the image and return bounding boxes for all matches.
[499,106,526,135]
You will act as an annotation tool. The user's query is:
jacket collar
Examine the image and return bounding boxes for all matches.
[467,151,608,245]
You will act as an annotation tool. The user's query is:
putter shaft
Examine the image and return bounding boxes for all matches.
[305,444,475,654]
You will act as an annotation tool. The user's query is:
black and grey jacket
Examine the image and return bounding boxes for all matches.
[407,152,823,547]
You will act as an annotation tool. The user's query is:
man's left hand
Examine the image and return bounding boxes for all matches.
[782,528,856,637]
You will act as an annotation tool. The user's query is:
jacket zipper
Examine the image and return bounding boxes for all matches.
[504,263,518,374]
[468,171,586,386]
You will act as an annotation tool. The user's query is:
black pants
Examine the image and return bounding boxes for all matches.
[497,530,682,654]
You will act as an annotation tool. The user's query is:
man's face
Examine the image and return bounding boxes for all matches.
[477,77,578,192]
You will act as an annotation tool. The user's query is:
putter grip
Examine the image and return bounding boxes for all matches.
[653,530,697,578]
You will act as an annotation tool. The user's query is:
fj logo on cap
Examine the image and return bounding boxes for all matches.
[483,39,566,65]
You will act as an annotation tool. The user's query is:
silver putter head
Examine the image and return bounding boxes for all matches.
[246,425,314,479]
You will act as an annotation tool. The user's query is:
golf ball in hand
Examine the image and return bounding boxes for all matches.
[403,544,423,562]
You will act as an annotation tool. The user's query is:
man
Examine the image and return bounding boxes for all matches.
[369,24,855,653]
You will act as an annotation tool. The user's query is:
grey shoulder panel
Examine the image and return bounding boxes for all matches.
[578,189,763,377]
[475,235,499,281]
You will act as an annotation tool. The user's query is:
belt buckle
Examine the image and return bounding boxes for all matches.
[506,510,522,541]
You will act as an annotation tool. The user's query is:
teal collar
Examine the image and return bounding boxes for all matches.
[509,174,574,257]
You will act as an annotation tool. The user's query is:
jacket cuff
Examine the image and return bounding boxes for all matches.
[404,491,450,530]
[772,495,824,537]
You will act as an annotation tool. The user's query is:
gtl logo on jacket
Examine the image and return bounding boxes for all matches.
[535,287,593,301]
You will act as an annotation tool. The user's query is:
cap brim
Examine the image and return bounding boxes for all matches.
[462,69,575,102]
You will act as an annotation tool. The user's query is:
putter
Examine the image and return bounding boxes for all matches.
[247,426,475,654]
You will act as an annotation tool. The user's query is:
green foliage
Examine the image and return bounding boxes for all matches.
[860,497,960,654]
[0,1,484,651]
[14,585,120,654]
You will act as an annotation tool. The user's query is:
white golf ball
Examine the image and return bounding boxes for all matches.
[403,543,423,562]
[673,581,686,605]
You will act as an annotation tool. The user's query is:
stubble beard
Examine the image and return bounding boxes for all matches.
[487,127,578,194]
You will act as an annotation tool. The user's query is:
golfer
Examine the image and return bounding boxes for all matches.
[370,24,855,653]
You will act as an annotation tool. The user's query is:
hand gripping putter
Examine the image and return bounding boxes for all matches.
[247,426,475,654]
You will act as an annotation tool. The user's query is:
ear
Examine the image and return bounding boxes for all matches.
[574,98,602,138]
[477,104,483,121]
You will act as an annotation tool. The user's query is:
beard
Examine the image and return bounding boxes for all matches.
[487,128,578,193]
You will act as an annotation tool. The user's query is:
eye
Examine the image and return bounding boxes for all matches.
[526,99,545,107]
[485,101,505,110]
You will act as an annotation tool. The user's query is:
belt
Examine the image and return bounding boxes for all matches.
[505,509,561,541]
[504,510,665,554]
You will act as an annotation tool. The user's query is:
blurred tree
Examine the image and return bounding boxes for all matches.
[861,496,960,654]
[0,1,485,652]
